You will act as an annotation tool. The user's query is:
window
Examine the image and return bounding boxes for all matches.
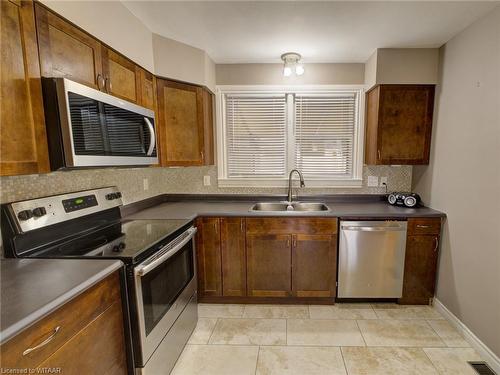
[217,86,364,187]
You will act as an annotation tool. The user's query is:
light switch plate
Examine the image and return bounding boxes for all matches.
[203,175,211,186]
[367,176,379,187]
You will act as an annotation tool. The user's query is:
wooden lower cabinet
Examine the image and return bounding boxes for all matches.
[221,218,246,297]
[399,218,441,305]
[292,234,337,298]
[196,217,338,302]
[38,302,126,374]
[196,217,222,296]
[247,234,292,297]
[0,271,127,374]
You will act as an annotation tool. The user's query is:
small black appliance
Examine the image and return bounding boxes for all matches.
[387,192,421,208]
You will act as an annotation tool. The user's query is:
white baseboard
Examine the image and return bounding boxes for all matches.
[433,298,500,374]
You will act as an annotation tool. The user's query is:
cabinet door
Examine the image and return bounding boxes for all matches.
[221,218,246,296]
[139,69,157,110]
[1,0,50,176]
[201,88,215,165]
[292,234,337,298]
[378,85,435,164]
[35,3,103,90]
[246,234,291,297]
[156,79,204,166]
[37,302,127,374]
[196,218,222,296]
[102,47,141,103]
[399,235,439,304]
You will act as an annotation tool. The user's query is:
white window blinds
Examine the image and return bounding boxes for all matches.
[295,94,357,178]
[225,94,287,178]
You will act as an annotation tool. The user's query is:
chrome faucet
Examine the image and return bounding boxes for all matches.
[287,169,305,203]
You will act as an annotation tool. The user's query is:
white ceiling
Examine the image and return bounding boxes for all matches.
[123,1,499,63]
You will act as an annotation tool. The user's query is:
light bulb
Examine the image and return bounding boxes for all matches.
[295,64,304,75]
[283,66,292,77]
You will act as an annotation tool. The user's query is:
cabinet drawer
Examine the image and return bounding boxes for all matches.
[37,301,126,374]
[246,218,338,235]
[407,218,441,235]
[1,272,121,369]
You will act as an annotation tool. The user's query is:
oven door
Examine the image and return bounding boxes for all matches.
[133,227,197,365]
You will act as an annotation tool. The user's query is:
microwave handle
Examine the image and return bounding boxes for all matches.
[135,227,197,276]
[144,117,156,156]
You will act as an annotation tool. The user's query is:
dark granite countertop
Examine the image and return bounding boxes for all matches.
[0,258,123,344]
[125,195,445,221]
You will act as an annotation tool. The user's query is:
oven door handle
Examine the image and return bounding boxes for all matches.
[135,227,197,276]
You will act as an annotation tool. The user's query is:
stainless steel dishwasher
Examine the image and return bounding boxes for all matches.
[338,221,407,298]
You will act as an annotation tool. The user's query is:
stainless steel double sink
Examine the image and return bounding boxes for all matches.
[250,202,330,212]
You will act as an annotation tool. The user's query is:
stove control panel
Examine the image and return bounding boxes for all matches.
[8,187,122,233]
[62,195,98,213]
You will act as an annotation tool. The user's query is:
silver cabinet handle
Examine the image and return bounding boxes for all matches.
[144,117,156,156]
[23,326,61,356]
[104,75,112,93]
[417,225,430,228]
[96,74,105,90]
[434,237,439,252]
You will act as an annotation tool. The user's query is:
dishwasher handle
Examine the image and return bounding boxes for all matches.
[341,225,406,232]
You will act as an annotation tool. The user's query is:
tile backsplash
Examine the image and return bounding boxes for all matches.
[0,165,411,205]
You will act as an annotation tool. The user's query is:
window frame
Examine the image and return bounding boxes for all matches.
[216,85,365,188]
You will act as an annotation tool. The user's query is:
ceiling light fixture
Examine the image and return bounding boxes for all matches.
[281,52,304,77]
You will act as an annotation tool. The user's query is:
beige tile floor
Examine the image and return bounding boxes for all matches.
[171,303,484,375]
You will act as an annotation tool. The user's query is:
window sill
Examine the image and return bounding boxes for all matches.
[217,178,363,188]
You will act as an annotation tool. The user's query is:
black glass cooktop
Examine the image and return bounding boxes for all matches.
[29,219,193,263]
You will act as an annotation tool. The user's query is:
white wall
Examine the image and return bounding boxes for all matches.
[413,6,500,357]
[153,34,216,92]
[365,48,439,89]
[41,1,155,72]
[216,63,365,85]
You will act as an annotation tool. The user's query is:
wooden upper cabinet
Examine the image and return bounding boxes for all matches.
[220,218,246,297]
[196,218,222,297]
[139,69,157,110]
[156,79,204,166]
[35,3,103,90]
[1,0,50,176]
[156,79,215,166]
[365,84,435,165]
[246,234,292,297]
[101,47,141,104]
[201,88,215,165]
[292,234,337,298]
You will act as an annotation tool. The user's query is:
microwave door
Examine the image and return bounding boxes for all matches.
[102,103,157,158]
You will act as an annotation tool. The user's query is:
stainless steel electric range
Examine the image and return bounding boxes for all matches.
[1,187,198,375]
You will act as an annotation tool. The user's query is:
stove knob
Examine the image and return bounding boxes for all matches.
[118,242,126,250]
[32,207,47,217]
[17,210,33,221]
[116,192,122,198]
[105,193,114,200]
[112,245,120,252]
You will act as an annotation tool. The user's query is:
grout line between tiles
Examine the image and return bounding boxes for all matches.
[339,347,350,375]
[421,347,444,374]
[206,317,220,344]
[254,346,260,375]
[355,320,368,347]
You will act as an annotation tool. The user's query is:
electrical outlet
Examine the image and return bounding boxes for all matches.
[203,175,211,186]
[143,178,149,191]
[380,177,388,186]
[367,176,379,187]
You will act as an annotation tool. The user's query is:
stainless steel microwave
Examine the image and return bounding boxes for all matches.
[42,78,158,169]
